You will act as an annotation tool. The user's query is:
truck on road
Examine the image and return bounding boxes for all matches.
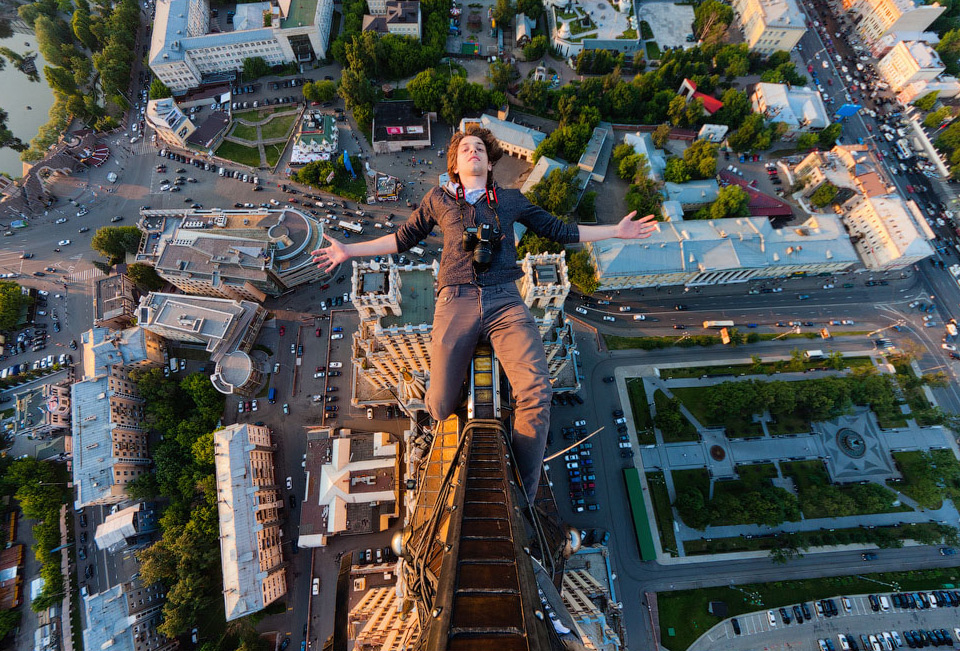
[703,320,734,329]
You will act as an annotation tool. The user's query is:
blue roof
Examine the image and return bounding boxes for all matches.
[71,376,115,506]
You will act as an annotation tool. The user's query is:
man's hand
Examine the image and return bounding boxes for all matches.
[614,211,659,240]
[311,234,352,273]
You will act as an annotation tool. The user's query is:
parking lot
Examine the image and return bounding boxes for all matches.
[692,592,960,651]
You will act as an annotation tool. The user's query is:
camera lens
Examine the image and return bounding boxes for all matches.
[474,245,494,271]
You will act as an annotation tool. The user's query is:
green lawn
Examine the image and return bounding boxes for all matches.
[646,42,662,60]
[264,143,285,168]
[659,567,960,651]
[626,377,655,444]
[653,389,699,442]
[660,356,874,379]
[260,113,297,140]
[646,472,678,556]
[230,122,259,141]
[783,460,912,518]
[671,386,763,437]
[639,20,654,39]
[890,450,960,509]
[215,140,262,168]
[767,411,811,436]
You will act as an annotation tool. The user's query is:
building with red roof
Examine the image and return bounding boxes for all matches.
[679,79,725,115]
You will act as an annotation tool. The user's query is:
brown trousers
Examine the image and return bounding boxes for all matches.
[426,282,552,503]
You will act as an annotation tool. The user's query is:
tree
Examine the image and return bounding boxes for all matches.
[937,28,960,76]
[914,91,941,111]
[769,533,807,564]
[712,89,751,127]
[44,65,78,96]
[126,472,160,501]
[150,78,172,100]
[34,15,69,67]
[488,61,516,92]
[0,281,29,331]
[126,263,165,290]
[625,178,663,218]
[827,350,845,370]
[693,0,733,38]
[577,191,596,221]
[525,167,579,216]
[728,113,771,152]
[407,68,447,113]
[797,132,819,150]
[440,75,489,126]
[517,0,544,20]
[516,231,563,258]
[675,486,711,529]
[0,610,21,641]
[522,34,547,61]
[663,157,692,183]
[652,123,672,149]
[303,80,337,103]
[242,56,271,79]
[709,184,748,219]
[492,0,516,27]
[518,79,551,112]
[566,249,598,294]
[924,106,953,129]
[818,123,842,148]
[91,226,143,263]
[809,182,838,208]
[338,67,377,112]
[683,140,717,178]
[71,1,97,51]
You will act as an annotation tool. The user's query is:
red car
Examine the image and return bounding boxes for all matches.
[906,185,914,193]
[320,283,330,290]
[315,328,322,337]
[279,325,286,336]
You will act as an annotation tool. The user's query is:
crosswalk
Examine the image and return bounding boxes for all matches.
[66,268,106,282]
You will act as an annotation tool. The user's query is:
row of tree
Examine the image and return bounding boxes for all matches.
[0,281,31,331]
[676,478,802,529]
[129,370,225,638]
[17,0,138,161]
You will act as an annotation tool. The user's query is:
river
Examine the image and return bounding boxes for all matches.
[0,33,55,179]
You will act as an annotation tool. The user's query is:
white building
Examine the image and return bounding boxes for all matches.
[362,0,422,39]
[877,41,946,92]
[587,216,859,289]
[843,194,935,269]
[149,0,335,93]
[842,0,944,45]
[751,83,830,136]
[214,424,287,620]
[732,0,807,55]
[897,76,960,104]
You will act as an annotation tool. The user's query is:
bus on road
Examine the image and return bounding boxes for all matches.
[339,221,363,234]
[703,320,734,329]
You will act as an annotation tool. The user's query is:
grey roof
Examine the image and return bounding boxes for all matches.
[85,327,153,373]
[71,376,115,506]
[477,114,545,152]
[663,180,720,205]
[520,156,566,194]
[590,215,860,278]
[578,124,611,174]
[82,586,134,651]
[624,132,667,180]
[150,0,276,67]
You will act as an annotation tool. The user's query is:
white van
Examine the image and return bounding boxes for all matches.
[878,595,890,611]
[219,167,225,176]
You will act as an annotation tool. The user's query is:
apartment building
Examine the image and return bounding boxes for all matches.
[82,580,177,651]
[214,424,287,620]
[137,293,267,396]
[844,194,935,269]
[732,0,807,55]
[71,327,164,508]
[518,253,579,388]
[877,40,945,92]
[71,367,151,508]
[150,0,335,93]
[137,207,328,300]
[93,274,140,330]
[842,0,944,44]
[587,216,859,289]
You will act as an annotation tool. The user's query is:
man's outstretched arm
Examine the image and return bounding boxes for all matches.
[578,211,659,243]
[311,233,400,273]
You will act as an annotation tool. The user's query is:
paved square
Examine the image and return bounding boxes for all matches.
[638,1,695,50]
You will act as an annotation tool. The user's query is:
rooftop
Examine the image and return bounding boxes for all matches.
[71,378,116,511]
[470,114,546,152]
[590,215,859,277]
[281,0,319,28]
[753,83,830,130]
[663,179,720,205]
[380,268,437,329]
[520,157,566,195]
[623,132,667,180]
[372,101,431,144]
[906,40,944,68]
[186,111,231,148]
[757,0,806,28]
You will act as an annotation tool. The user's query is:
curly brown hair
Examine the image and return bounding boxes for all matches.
[446,123,503,187]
